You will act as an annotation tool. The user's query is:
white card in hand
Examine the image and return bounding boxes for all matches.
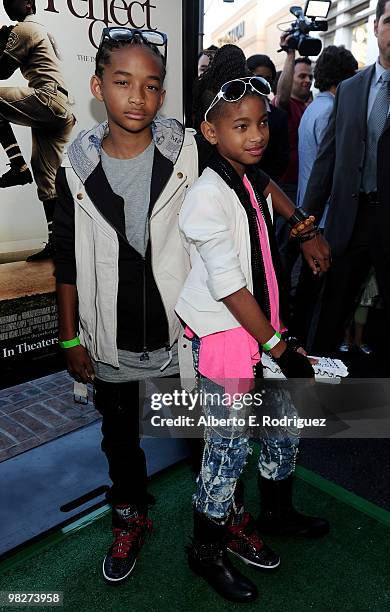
[261,353,348,382]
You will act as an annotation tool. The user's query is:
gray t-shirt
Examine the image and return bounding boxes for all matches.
[93,141,179,382]
[101,140,154,256]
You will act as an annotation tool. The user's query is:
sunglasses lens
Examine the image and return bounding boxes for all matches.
[141,31,166,46]
[222,80,246,101]
[102,28,166,46]
[251,77,271,95]
[107,28,133,41]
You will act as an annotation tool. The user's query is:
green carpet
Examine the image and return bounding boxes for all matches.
[1,453,389,612]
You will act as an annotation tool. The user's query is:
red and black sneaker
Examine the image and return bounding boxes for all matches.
[102,505,152,585]
[227,511,280,570]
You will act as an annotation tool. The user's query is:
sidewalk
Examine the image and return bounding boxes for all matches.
[0,372,98,462]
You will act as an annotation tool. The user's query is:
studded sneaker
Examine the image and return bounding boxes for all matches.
[227,511,280,570]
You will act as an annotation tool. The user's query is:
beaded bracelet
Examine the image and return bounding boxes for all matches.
[288,208,316,237]
[290,216,316,237]
[288,207,312,227]
[297,229,320,243]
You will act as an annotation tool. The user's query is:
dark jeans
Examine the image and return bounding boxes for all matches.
[94,378,148,508]
[290,242,326,350]
[311,200,390,355]
[275,183,300,293]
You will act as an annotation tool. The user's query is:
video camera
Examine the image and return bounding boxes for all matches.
[280,0,332,57]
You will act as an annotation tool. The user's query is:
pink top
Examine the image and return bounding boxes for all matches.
[185,174,281,394]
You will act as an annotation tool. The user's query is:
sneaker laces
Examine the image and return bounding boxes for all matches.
[111,516,152,559]
[229,512,264,551]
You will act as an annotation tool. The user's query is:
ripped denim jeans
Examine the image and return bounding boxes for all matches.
[192,339,300,521]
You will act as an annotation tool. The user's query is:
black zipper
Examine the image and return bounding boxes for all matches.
[140,256,149,361]
[252,183,271,321]
[84,202,149,361]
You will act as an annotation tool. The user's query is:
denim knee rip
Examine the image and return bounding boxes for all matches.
[191,337,301,518]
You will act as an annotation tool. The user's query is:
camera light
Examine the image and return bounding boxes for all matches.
[305,1,331,19]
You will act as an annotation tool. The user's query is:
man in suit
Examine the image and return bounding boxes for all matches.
[302,0,390,356]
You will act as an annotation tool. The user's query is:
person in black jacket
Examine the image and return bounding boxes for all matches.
[301,0,390,356]
[247,54,289,183]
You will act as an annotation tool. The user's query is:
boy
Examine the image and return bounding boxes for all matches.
[0,0,74,261]
[53,28,197,585]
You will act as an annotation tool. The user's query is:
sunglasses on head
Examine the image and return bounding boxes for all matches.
[204,76,271,122]
[98,27,168,66]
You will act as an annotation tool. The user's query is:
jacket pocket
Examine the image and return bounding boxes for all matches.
[34,87,69,119]
[179,286,222,312]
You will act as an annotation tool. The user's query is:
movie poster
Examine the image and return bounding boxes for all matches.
[0,0,184,384]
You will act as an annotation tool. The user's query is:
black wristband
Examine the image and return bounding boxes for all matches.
[287,207,310,229]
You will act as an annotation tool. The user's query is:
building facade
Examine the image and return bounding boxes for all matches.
[208,0,379,69]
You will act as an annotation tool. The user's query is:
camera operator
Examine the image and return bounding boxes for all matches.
[273,32,313,204]
[272,32,313,278]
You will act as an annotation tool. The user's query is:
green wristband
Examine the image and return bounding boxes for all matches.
[262,331,281,352]
[58,336,80,349]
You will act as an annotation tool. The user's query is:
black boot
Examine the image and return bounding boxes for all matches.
[26,200,57,262]
[26,229,55,262]
[187,510,258,603]
[257,475,329,538]
[26,240,54,262]
[0,164,33,188]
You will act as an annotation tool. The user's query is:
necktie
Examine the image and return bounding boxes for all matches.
[362,72,390,193]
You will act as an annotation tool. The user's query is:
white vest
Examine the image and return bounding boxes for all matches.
[62,129,198,383]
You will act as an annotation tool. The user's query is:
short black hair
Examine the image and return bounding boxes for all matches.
[314,45,358,92]
[376,0,390,20]
[95,37,166,81]
[198,46,218,62]
[246,54,276,81]
[294,57,312,67]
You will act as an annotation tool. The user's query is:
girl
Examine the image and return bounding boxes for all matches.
[176,46,328,603]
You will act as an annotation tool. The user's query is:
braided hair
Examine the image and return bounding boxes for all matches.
[95,36,166,81]
[193,44,251,132]
[193,46,286,323]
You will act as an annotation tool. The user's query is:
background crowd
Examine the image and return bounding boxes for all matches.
[199,0,390,369]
